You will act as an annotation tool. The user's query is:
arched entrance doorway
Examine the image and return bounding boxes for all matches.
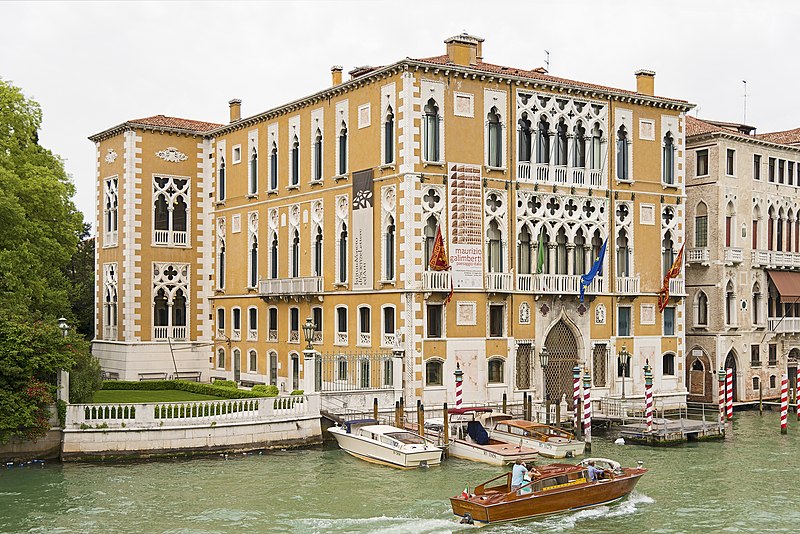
[687,350,712,403]
[724,350,738,402]
[543,320,579,403]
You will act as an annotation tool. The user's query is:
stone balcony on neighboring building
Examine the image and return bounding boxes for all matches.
[259,276,323,299]
[687,247,710,264]
[752,250,800,269]
[516,273,604,295]
[517,162,604,188]
[723,247,743,264]
[768,317,800,334]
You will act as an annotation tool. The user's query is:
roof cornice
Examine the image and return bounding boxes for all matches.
[88,122,209,142]
[688,130,800,153]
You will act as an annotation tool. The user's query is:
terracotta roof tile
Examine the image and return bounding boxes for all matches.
[756,127,800,145]
[685,115,722,137]
[412,55,688,103]
[128,115,222,132]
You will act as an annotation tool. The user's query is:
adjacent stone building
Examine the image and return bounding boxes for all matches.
[685,116,800,402]
[91,34,692,408]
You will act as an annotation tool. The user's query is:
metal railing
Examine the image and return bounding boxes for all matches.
[317,351,395,392]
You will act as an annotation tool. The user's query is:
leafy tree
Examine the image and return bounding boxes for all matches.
[0,316,79,441]
[66,223,95,338]
[0,78,84,321]
[69,345,102,404]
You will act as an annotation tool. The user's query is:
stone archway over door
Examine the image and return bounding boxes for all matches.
[687,352,712,403]
[725,350,738,402]
[543,320,579,402]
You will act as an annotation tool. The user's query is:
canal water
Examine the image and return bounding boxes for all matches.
[2,411,799,533]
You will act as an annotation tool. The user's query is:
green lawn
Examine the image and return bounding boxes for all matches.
[92,390,224,403]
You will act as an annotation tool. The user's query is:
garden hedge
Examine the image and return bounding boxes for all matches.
[100,380,264,399]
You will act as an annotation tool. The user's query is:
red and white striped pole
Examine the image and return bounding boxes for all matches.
[454,363,464,409]
[781,374,788,435]
[573,365,581,431]
[725,368,734,420]
[718,368,726,426]
[796,366,800,421]
[582,370,592,452]
[644,364,654,433]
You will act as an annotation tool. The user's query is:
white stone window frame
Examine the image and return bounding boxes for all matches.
[421,79,445,165]
[288,204,301,277]
[310,108,324,184]
[484,188,509,274]
[335,194,349,285]
[216,306,226,339]
[247,211,259,288]
[615,200,635,278]
[310,199,324,277]
[614,108,634,184]
[695,148,710,178]
[216,140,226,202]
[267,124,279,192]
[638,118,655,141]
[640,303,656,325]
[310,305,323,344]
[487,301,507,339]
[267,305,279,342]
[453,91,474,118]
[152,173,191,248]
[358,103,371,129]
[380,304,397,348]
[152,262,190,342]
[230,306,241,341]
[661,115,680,189]
[232,144,242,165]
[380,83,397,166]
[487,356,507,385]
[425,301,446,339]
[103,175,119,248]
[288,306,300,344]
[288,116,301,188]
[247,349,258,373]
[247,130,258,197]
[725,146,737,177]
[356,304,372,347]
[380,185,397,283]
[102,263,118,339]
[216,216,226,290]
[424,357,446,389]
[216,347,226,369]
[247,306,258,341]
[335,100,349,178]
[334,304,349,346]
[484,89,508,171]
[617,304,633,337]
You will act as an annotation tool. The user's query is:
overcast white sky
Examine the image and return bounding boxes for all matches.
[2,0,798,230]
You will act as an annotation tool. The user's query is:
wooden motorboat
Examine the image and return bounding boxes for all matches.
[450,458,646,525]
[489,419,585,458]
[425,408,539,466]
[328,419,442,468]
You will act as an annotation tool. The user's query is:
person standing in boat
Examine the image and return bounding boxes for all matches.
[512,460,541,494]
[587,460,604,482]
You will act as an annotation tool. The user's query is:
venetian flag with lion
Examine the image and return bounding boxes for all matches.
[658,243,685,312]
[428,225,454,305]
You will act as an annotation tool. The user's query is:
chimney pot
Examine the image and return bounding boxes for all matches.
[634,69,656,96]
[228,99,242,123]
[331,65,343,86]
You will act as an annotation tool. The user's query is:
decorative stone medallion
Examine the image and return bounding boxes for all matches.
[156,147,188,163]
[105,149,118,164]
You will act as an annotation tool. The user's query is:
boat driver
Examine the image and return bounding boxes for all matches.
[587,460,605,482]
[512,460,541,494]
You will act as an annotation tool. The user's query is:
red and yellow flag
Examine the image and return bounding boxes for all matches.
[428,226,454,304]
[658,243,685,312]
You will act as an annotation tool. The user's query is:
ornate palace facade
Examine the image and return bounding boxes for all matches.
[91,34,692,407]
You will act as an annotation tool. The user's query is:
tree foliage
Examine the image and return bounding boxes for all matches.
[0,78,84,321]
[66,223,95,338]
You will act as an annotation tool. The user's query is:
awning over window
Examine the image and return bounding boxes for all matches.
[767,270,800,302]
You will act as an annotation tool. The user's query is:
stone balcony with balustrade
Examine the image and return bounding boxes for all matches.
[486,272,513,292]
[723,247,743,264]
[516,273,604,295]
[259,276,323,299]
[752,250,800,269]
[422,270,451,292]
[768,317,800,334]
[153,326,186,341]
[153,229,187,247]
[615,276,640,294]
[687,248,710,265]
[517,162,604,189]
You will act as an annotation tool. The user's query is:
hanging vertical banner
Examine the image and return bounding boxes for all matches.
[352,168,374,291]
[448,163,483,289]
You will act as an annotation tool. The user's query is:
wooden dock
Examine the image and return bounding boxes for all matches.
[617,417,724,445]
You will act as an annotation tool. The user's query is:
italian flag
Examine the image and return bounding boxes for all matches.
[461,486,469,498]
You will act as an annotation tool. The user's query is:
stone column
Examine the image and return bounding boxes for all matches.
[567,244,575,276]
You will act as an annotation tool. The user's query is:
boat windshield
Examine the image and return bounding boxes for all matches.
[384,432,426,444]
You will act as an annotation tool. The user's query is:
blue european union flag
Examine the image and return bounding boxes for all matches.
[580,238,608,302]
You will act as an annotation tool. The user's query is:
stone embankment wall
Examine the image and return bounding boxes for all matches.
[62,395,322,460]
[0,429,62,463]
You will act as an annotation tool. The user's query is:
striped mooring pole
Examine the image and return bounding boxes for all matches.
[573,365,581,431]
[797,367,800,421]
[718,368,726,426]
[644,364,654,433]
[781,374,789,434]
[454,363,463,409]
[582,370,592,453]
[725,368,734,420]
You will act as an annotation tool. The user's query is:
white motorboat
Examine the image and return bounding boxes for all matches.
[489,419,585,459]
[328,419,443,468]
[425,408,538,466]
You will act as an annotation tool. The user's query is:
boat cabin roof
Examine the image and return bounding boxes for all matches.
[447,407,493,415]
[357,424,410,435]
[343,418,379,433]
[502,420,562,432]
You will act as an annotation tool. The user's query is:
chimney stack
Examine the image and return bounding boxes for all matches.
[444,33,485,67]
[228,99,242,123]
[634,70,656,96]
[331,65,343,86]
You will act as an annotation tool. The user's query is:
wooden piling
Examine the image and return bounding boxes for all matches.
[759,384,763,416]
[418,403,425,437]
[399,397,405,427]
[442,403,450,448]
[373,397,378,421]
[502,392,507,414]
[555,401,561,428]
[394,400,401,428]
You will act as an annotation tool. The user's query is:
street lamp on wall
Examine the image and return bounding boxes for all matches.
[618,344,631,399]
[302,317,315,353]
[57,317,70,338]
[539,346,549,424]
[56,317,70,403]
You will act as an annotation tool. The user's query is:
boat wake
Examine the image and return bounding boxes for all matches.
[490,491,654,532]
[294,515,466,533]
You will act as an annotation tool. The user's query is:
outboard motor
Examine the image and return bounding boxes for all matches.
[460,513,474,525]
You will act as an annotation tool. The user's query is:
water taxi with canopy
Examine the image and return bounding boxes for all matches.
[489,419,585,458]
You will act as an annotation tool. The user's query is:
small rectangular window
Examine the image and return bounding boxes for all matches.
[768,344,777,366]
[268,308,278,341]
[696,149,709,176]
[753,154,761,180]
[750,344,760,366]
[312,307,323,341]
[337,307,347,333]
[232,308,241,330]
[232,145,242,164]
[489,305,504,338]
[788,162,795,186]
[695,216,708,247]
[769,157,776,182]
[217,308,225,330]
[726,149,735,176]
[663,307,675,336]
[427,304,443,338]
[618,306,631,337]
[779,159,785,184]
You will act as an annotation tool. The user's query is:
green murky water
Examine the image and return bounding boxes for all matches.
[1,411,798,533]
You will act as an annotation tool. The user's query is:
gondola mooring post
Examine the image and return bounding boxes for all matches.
[395,400,401,428]
[443,402,449,449]
[373,397,379,422]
